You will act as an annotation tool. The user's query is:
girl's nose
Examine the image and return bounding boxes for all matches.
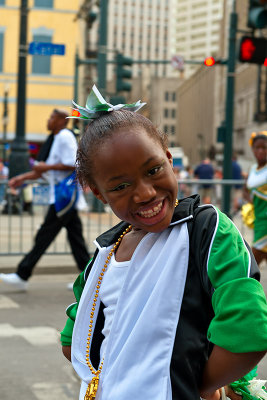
[133,180,157,203]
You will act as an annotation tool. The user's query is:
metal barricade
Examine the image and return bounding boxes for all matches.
[0,180,120,257]
[0,178,253,257]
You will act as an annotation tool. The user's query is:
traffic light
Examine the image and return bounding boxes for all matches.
[116,53,133,93]
[238,36,267,64]
[204,57,216,66]
[247,0,267,29]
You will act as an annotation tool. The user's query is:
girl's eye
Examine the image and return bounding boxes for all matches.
[148,164,163,176]
[111,183,130,192]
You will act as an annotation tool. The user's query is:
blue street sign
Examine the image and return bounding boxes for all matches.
[28,42,65,56]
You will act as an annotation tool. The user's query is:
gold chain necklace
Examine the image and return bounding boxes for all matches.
[84,199,179,400]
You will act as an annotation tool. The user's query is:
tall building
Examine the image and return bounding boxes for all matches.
[0,0,79,160]
[78,0,180,147]
[83,0,177,85]
[108,0,175,78]
[174,0,224,78]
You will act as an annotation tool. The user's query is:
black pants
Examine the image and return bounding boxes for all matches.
[17,205,90,280]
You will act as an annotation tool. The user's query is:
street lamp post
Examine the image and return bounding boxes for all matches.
[2,87,8,163]
[8,0,29,178]
[97,0,108,97]
[92,0,108,212]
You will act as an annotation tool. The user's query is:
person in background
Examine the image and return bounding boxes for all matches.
[61,86,267,400]
[0,161,8,206]
[243,131,267,266]
[0,109,90,291]
[178,165,192,198]
[194,158,214,204]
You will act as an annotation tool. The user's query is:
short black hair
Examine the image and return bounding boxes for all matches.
[252,132,267,147]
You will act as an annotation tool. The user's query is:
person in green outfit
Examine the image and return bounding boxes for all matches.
[244,131,267,266]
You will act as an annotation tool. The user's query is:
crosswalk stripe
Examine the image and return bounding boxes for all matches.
[0,323,59,345]
[0,295,20,309]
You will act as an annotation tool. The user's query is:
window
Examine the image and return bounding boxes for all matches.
[165,92,169,101]
[164,109,169,118]
[172,92,176,102]
[32,34,52,74]
[34,0,53,7]
[171,109,176,118]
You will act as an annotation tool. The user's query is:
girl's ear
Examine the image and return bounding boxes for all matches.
[166,150,173,167]
[90,185,108,204]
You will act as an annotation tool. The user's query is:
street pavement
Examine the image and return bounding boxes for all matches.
[0,273,81,400]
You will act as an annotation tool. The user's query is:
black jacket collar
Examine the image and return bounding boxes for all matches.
[95,195,200,248]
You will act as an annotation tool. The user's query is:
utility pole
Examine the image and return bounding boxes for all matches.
[9,0,29,178]
[97,0,108,96]
[92,0,108,212]
[222,1,237,216]
[2,87,8,163]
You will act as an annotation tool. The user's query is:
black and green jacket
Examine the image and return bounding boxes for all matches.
[61,195,267,400]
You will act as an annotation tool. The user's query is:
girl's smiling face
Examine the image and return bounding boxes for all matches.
[90,128,178,233]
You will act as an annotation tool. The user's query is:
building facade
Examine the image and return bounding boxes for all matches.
[78,0,178,104]
[0,0,80,161]
[174,0,224,78]
[106,0,176,79]
[177,65,217,165]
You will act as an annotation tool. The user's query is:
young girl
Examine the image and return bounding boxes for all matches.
[244,132,267,265]
[61,86,267,400]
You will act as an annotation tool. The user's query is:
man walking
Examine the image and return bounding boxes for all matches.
[0,109,90,291]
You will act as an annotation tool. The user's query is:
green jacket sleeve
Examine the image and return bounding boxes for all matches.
[206,208,267,352]
[60,267,88,346]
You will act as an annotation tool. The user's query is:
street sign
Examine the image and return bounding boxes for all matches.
[28,42,65,56]
[171,55,184,71]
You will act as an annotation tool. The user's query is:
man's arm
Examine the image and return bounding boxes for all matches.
[33,161,74,174]
[9,170,42,189]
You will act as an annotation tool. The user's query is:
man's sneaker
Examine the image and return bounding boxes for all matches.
[0,273,28,291]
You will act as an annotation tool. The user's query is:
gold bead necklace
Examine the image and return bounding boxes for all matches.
[84,199,179,400]
[84,224,132,400]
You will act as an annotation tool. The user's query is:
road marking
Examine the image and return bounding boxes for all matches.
[0,323,59,345]
[32,382,78,399]
[0,295,20,309]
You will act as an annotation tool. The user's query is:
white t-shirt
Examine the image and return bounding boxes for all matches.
[99,254,130,360]
[43,128,77,204]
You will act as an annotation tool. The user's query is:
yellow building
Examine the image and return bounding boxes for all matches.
[0,0,79,160]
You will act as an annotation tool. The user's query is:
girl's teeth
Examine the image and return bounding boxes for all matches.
[138,202,163,218]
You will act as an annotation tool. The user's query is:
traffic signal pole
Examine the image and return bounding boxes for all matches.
[93,0,108,212]
[97,0,108,97]
[222,1,237,216]
[9,0,29,178]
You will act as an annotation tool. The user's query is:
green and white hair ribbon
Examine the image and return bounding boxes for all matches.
[68,84,146,121]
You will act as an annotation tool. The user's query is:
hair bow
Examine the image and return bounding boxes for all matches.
[68,85,146,121]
